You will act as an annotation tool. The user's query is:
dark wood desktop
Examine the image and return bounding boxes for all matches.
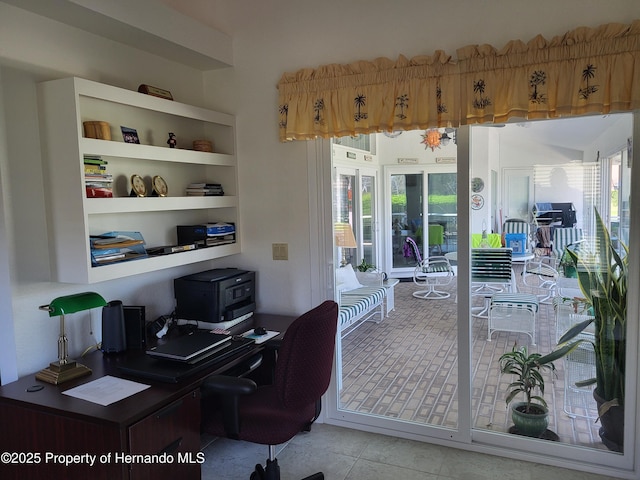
[0,313,296,480]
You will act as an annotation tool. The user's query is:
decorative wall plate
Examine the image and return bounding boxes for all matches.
[471,194,484,210]
[471,177,485,193]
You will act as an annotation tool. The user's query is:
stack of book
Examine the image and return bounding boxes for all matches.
[90,231,148,266]
[185,182,224,196]
[84,156,113,198]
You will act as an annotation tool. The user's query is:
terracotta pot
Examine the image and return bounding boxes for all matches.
[594,390,624,452]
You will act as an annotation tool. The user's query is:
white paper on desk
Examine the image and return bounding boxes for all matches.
[63,375,150,406]
[242,330,280,344]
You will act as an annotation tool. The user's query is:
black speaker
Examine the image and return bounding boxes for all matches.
[101,300,127,354]
[123,305,146,350]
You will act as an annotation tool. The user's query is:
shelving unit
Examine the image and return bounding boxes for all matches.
[37,77,239,284]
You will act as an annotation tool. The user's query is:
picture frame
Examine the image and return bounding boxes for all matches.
[121,126,140,144]
[129,174,147,197]
[152,175,168,197]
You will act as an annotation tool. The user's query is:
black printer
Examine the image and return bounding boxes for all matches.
[174,268,256,324]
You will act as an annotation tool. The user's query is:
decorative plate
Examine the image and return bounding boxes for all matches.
[471,177,485,193]
[471,194,484,210]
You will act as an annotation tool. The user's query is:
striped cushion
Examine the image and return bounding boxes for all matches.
[420,264,451,274]
[552,228,583,258]
[503,221,528,235]
[339,286,386,326]
[490,293,539,312]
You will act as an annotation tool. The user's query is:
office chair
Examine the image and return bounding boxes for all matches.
[201,300,338,480]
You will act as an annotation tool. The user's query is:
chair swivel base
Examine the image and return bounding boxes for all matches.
[251,458,324,480]
[413,289,450,300]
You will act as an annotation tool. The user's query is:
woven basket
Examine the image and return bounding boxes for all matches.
[193,139,214,152]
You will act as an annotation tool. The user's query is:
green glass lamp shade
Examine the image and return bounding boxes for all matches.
[36,291,107,385]
[45,292,107,316]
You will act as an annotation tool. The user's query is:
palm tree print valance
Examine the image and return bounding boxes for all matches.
[277,20,640,141]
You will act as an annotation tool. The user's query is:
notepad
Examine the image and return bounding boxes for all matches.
[242,329,280,344]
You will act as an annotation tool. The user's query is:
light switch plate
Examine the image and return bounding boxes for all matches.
[272,243,288,260]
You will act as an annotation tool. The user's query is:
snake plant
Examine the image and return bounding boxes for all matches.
[538,208,627,415]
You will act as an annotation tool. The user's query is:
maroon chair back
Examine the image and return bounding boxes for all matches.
[273,300,338,410]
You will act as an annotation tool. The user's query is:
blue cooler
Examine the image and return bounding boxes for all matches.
[505,233,527,255]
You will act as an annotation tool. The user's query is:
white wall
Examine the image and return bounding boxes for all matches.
[196,0,640,314]
[0,3,229,380]
[2,0,640,379]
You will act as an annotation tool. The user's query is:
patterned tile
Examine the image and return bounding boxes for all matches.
[340,275,605,449]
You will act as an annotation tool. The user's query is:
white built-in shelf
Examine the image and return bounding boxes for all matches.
[38,77,239,284]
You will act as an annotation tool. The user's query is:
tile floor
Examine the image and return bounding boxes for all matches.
[200,423,621,480]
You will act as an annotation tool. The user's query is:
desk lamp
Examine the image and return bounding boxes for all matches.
[37,292,107,385]
[334,222,357,266]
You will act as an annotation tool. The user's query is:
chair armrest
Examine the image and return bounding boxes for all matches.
[201,375,257,439]
[201,375,257,397]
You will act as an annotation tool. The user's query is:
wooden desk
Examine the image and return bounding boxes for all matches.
[0,313,295,480]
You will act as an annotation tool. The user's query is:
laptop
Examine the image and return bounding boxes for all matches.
[146,330,231,363]
[118,336,256,383]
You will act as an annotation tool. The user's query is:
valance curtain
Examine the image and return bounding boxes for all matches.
[277,20,640,142]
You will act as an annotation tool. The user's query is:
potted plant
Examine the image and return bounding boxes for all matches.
[499,344,556,437]
[356,258,376,272]
[539,208,627,452]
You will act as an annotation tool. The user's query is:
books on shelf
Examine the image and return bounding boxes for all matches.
[146,243,197,256]
[185,182,224,196]
[90,231,148,266]
[84,155,113,198]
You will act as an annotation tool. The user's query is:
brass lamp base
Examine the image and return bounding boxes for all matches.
[35,360,92,385]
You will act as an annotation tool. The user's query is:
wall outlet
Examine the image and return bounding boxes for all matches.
[272,243,288,260]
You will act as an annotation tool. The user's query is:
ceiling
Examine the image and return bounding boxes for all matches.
[484,114,630,150]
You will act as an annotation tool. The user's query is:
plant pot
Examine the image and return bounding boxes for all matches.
[511,402,549,438]
[594,390,624,452]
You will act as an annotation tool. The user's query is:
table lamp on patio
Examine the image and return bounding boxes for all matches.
[36,292,107,385]
[335,222,357,266]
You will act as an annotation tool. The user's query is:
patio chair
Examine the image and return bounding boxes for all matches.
[522,256,559,304]
[551,227,583,267]
[553,297,596,418]
[471,248,514,317]
[503,219,532,252]
[406,237,455,299]
[412,256,456,300]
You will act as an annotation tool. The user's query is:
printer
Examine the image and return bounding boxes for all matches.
[174,268,256,327]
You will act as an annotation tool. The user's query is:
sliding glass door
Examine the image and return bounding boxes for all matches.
[325,114,637,476]
[387,166,457,277]
[334,167,379,269]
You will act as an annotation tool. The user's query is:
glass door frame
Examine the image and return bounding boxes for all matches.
[334,165,380,270]
[317,118,639,476]
[384,164,458,279]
